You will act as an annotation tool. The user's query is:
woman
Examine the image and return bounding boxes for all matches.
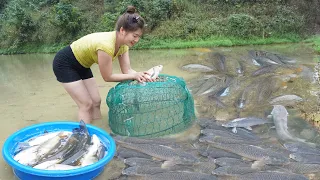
[53,6,152,124]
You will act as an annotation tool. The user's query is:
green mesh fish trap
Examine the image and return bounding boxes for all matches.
[106,74,196,137]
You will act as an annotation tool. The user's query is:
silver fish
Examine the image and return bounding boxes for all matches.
[212,166,258,176]
[208,141,289,165]
[199,135,260,145]
[271,105,309,144]
[116,147,152,159]
[33,159,60,170]
[251,65,278,77]
[13,145,40,166]
[119,142,199,166]
[233,128,261,140]
[37,132,79,164]
[234,171,308,180]
[36,131,68,162]
[181,64,214,73]
[198,145,242,159]
[122,166,167,176]
[256,76,280,103]
[146,171,217,180]
[22,131,61,147]
[290,153,320,164]
[195,75,223,96]
[269,95,303,106]
[192,161,217,174]
[208,52,226,72]
[222,117,272,133]
[61,120,91,165]
[80,134,104,167]
[284,142,320,155]
[124,157,162,167]
[163,161,217,174]
[283,162,320,174]
[214,157,252,167]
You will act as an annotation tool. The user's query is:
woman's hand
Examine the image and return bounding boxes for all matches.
[134,71,153,82]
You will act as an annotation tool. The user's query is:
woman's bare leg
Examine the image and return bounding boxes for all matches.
[83,77,102,120]
[62,80,93,123]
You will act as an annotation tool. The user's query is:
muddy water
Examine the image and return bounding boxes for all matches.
[0,43,319,179]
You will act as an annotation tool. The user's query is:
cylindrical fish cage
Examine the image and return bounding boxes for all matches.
[106,74,196,137]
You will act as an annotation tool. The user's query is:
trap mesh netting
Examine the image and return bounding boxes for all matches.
[106,74,196,137]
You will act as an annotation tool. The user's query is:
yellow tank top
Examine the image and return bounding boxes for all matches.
[70,31,129,68]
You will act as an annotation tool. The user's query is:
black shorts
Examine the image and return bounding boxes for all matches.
[52,46,93,83]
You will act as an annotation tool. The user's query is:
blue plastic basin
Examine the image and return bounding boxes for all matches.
[2,121,116,180]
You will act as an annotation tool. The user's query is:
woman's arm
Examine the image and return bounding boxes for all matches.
[118,51,136,74]
[97,50,148,82]
[118,51,153,82]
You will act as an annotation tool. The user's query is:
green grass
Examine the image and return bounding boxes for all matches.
[304,35,320,54]
[0,34,310,55]
[314,36,320,53]
[133,35,302,50]
[0,43,67,55]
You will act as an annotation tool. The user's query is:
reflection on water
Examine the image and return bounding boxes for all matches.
[0,43,319,179]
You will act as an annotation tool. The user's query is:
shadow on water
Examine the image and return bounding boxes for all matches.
[0,43,320,179]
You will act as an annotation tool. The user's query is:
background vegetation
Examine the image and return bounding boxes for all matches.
[0,0,319,54]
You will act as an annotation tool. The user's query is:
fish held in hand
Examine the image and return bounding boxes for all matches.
[145,65,163,80]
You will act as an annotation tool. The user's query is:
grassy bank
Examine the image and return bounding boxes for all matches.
[0,35,310,55]
[0,36,314,55]
[134,35,303,50]
[314,36,320,53]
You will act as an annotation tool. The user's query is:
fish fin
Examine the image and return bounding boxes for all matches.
[251,160,266,170]
[245,126,252,131]
[232,127,237,133]
[79,120,89,135]
[161,161,176,168]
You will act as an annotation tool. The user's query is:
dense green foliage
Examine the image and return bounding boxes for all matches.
[0,0,319,54]
[314,37,320,53]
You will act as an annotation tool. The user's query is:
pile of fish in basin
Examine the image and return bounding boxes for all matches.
[110,49,320,180]
[13,120,106,170]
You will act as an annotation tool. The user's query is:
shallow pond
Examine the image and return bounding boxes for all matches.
[0,43,319,179]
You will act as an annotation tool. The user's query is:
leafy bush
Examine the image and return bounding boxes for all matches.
[117,0,174,30]
[0,0,39,47]
[265,5,305,36]
[51,1,83,42]
[97,12,118,32]
[226,14,262,38]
